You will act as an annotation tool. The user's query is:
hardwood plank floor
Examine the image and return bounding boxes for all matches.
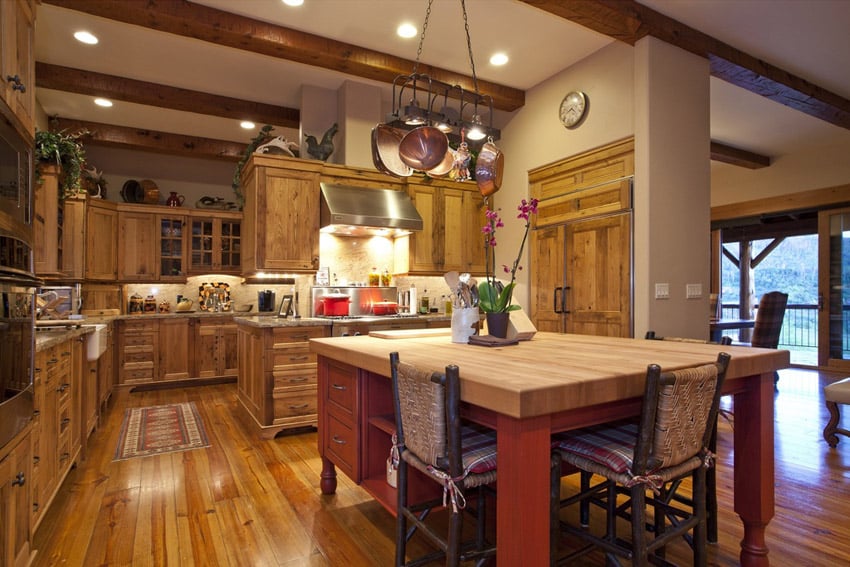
[32,367,850,566]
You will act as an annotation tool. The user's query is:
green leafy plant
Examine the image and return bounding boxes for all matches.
[34,128,88,199]
[478,197,539,313]
[232,124,275,206]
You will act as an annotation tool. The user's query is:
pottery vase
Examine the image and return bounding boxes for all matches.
[485,312,510,339]
[166,191,186,207]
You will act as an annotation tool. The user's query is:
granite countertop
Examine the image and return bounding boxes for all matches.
[35,325,94,352]
[234,316,332,328]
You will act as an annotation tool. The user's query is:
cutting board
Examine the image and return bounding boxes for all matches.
[368,328,452,339]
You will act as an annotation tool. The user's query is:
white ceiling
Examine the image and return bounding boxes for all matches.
[34,0,850,164]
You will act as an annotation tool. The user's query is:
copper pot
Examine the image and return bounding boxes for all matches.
[372,124,412,178]
[474,140,504,197]
[425,147,455,178]
[398,126,448,171]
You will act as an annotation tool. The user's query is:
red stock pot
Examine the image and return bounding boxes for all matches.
[372,301,399,316]
[318,293,350,316]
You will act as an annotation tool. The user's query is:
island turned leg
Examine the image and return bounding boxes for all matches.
[733,373,775,567]
[320,456,337,494]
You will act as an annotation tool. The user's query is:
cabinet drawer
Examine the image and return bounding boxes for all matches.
[124,351,155,365]
[325,368,356,417]
[123,366,155,382]
[270,349,316,368]
[270,326,327,346]
[273,369,317,389]
[123,320,157,332]
[123,333,156,347]
[273,389,317,419]
[325,413,356,479]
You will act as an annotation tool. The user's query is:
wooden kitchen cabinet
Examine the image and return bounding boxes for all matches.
[241,155,321,276]
[188,211,242,274]
[157,213,188,280]
[159,317,194,381]
[118,210,157,281]
[33,164,61,278]
[195,317,238,379]
[0,426,33,567]
[0,0,35,137]
[31,337,80,531]
[117,319,158,385]
[237,324,329,437]
[85,200,118,281]
[394,180,487,275]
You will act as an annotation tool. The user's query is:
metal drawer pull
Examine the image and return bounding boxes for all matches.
[47,358,58,365]
[57,384,69,393]
[289,403,309,409]
[331,383,346,391]
[332,435,347,445]
[289,377,308,383]
[289,355,309,362]
[12,472,25,487]
[61,418,71,426]
[292,334,309,340]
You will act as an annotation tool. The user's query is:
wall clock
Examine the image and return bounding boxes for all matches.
[559,91,587,128]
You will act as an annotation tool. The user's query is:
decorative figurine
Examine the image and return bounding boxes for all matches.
[305,123,338,161]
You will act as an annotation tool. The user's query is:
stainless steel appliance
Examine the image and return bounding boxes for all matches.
[0,234,37,450]
[0,118,33,229]
[311,286,399,317]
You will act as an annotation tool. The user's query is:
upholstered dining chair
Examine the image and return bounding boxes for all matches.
[552,352,731,567]
[389,352,498,567]
[644,331,731,545]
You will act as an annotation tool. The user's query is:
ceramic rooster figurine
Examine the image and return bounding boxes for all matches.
[305,123,338,161]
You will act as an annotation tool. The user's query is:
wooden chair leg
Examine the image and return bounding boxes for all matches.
[824,400,842,447]
[396,462,408,566]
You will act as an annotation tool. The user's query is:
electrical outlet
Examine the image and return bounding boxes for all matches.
[655,283,669,299]
[686,283,703,299]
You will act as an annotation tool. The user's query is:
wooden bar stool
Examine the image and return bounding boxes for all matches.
[824,378,850,447]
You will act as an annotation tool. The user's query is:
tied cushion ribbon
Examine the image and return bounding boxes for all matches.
[427,466,467,513]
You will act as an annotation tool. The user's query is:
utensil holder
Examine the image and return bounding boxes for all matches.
[451,307,479,343]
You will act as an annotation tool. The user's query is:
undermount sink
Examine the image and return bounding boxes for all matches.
[83,324,108,361]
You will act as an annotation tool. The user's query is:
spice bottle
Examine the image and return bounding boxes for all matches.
[419,289,429,314]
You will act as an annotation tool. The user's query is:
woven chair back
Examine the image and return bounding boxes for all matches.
[395,361,447,467]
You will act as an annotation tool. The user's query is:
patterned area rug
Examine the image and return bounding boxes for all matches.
[114,402,210,461]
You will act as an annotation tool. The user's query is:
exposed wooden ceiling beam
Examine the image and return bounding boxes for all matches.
[43,0,525,113]
[51,117,245,162]
[36,63,300,129]
[710,142,770,170]
[520,0,850,131]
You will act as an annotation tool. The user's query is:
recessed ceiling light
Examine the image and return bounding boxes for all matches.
[490,52,509,66]
[282,0,304,6]
[74,31,98,45]
[94,98,112,107]
[397,23,417,39]
[240,121,256,129]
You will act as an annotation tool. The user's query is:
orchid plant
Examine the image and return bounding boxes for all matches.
[478,197,539,313]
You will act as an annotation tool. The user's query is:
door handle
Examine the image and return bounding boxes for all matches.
[562,286,571,315]
[554,287,562,313]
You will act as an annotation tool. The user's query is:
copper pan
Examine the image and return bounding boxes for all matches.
[425,147,455,178]
[474,140,504,197]
[399,126,449,171]
[372,125,412,178]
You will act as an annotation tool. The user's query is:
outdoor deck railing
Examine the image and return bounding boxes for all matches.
[720,303,850,351]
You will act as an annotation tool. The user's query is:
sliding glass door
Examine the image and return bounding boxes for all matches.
[819,207,850,370]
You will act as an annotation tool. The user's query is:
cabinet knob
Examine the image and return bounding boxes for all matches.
[6,74,26,92]
[12,472,25,486]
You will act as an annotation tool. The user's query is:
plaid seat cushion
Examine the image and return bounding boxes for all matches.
[459,422,497,475]
[553,420,639,474]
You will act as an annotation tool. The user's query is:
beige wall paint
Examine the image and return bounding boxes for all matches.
[337,80,383,169]
[634,37,711,339]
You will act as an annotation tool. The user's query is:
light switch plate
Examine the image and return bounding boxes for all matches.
[686,283,702,299]
[655,283,670,299]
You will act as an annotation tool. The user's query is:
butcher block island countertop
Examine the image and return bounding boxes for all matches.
[308,331,789,419]
[310,332,788,566]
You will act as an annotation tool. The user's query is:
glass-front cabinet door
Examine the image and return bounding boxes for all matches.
[818,207,850,370]
[158,214,186,280]
[188,213,241,274]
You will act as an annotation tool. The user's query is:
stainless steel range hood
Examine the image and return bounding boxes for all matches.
[320,183,423,237]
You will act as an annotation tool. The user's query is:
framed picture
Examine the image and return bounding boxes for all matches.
[278,294,293,317]
[316,266,330,286]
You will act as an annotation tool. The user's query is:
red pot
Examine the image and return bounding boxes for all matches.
[320,294,350,316]
[372,301,399,316]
